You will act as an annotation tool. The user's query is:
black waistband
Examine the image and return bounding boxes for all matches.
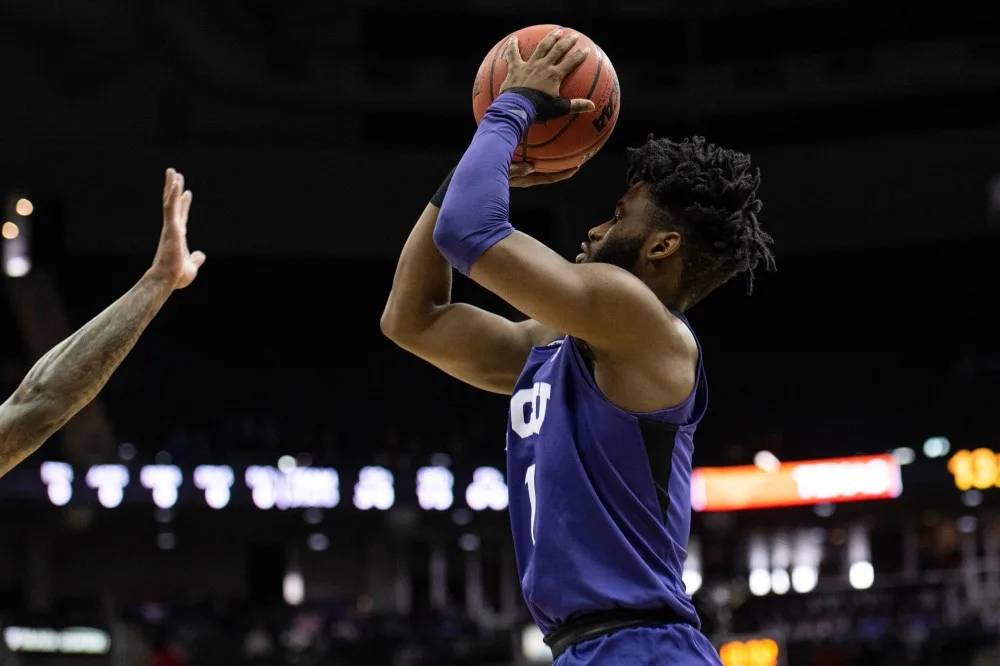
[543,607,690,660]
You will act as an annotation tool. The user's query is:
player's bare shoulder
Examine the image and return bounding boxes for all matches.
[665,310,699,365]
[585,309,699,413]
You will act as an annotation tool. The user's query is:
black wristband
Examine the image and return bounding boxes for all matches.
[502,87,572,123]
[430,165,458,208]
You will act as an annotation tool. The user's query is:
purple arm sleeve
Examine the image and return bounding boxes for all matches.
[433,92,537,276]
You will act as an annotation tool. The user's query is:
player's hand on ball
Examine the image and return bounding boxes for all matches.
[499,28,596,119]
[509,162,580,188]
[148,168,206,290]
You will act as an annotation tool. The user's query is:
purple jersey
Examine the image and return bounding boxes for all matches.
[506,322,707,636]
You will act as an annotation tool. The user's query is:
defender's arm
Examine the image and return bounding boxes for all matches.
[0,275,173,477]
[0,168,204,477]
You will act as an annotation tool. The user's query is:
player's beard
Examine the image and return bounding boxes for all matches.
[588,234,646,273]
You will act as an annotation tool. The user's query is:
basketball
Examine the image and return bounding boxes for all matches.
[472,25,620,173]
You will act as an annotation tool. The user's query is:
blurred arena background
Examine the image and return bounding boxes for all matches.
[2,0,1000,664]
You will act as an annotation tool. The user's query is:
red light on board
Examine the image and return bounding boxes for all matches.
[692,454,902,512]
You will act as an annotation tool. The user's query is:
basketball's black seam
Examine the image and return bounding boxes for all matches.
[524,75,618,162]
[525,52,605,149]
[488,43,609,151]
[523,121,616,163]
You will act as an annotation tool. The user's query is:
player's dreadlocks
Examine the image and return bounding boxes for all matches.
[625,135,776,304]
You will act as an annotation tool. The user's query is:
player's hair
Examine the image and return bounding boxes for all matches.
[626,135,775,303]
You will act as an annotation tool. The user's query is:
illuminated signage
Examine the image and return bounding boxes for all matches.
[465,466,509,511]
[85,464,129,508]
[947,448,1000,491]
[140,464,182,509]
[30,461,510,512]
[193,465,235,509]
[40,461,73,506]
[25,455,907,514]
[719,638,781,666]
[691,454,902,512]
[353,466,395,510]
[416,466,455,510]
[3,626,110,654]
[245,465,341,510]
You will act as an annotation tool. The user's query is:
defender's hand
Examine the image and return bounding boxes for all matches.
[509,162,579,188]
[148,168,206,290]
[498,29,595,118]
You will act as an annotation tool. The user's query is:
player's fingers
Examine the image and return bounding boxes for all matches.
[511,167,580,188]
[545,33,578,64]
[531,27,563,61]
[163,168,175,203]
[541,167,580,183]
[509,162,535,178]
[568,98,596,115]
[179,190,193,225]
[502,36,523,65]
[190,250,206,269]
[555,48,590,77]
[163,179,179,218]
[164,171,180,207]
[527,168,579,185]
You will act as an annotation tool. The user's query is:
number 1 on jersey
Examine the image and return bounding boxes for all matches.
[525,464,537,545]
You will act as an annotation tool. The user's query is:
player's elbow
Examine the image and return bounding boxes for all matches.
[379,298,420,346]
[5,380,63,429]
[379,300,403,341]
[0,384,63,473]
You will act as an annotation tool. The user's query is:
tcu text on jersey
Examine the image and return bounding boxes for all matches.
[510,382,552,439]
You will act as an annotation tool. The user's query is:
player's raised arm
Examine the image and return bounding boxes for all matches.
[433,30,679,357]
[0,169,205,478]
[380,165,569,395]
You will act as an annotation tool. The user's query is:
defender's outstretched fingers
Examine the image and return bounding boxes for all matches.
[178,191,192,228]
[163,170,180,207]
[163,178,181,220]
[163,168,175,203]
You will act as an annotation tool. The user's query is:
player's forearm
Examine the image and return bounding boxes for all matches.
[381,203,454,336]
[0,273,173,477]
[433,92,535,276]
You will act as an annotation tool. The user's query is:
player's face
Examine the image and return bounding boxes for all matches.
[575,184,655,273]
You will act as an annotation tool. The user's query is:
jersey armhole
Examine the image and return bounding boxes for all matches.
[524,320,565,349]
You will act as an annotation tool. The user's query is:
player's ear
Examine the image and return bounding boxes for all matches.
[646,230,681,262]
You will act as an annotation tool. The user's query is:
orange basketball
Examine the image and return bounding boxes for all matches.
[472,25,620,173]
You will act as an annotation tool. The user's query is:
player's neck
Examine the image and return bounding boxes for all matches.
[643,272,687,313]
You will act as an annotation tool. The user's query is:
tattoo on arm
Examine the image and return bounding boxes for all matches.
[0,274,173,477]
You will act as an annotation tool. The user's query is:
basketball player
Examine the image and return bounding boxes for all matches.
[0,169,204,478]
[382,29,774,664]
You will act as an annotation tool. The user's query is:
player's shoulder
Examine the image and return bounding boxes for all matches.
[590,303,697,372]
[666,309,700,365]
